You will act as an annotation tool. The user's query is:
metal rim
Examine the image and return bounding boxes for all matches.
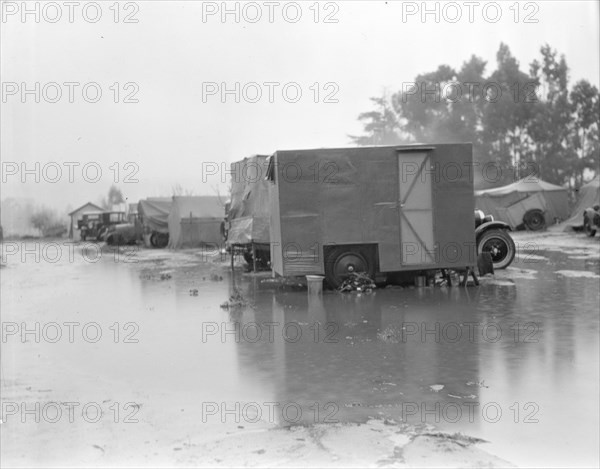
[525,211,545,230]
[332,252,368,284]
[481,236,510,263]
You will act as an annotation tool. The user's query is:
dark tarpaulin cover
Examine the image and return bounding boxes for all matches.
[226,155,270,245]
[138,198,172,233]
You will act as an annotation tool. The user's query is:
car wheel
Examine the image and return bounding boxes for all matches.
[243,251,254,265]
[325,246,374,289]
[477,229,516,270]
[523,209,546,231]
[151,232,169,248]
[584,218,597,237]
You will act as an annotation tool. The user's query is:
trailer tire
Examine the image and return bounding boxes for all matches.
[477,229,516,270]
[523,209,545,231]
[325,246,374,289]
[151,232,169,248]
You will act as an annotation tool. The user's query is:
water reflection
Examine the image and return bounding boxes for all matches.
[3,242,597,467]
[226,248,598,467]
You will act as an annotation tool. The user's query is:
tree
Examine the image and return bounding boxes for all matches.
[349,96,406,145]
[526,44,577,185]
[351,42,599,189]
[108,185,125,205]
[481,43,536,183]
[100,185,125,209]
[570,80,600,186]
[30,207,67,237]
[30,210,53,234]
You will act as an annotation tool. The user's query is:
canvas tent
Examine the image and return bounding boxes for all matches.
[475,178,569,230]
[138,197,172,247]
[138,198,172,233]
[167,196,224,249]
[562,176,600,230]
[226,155,271,247]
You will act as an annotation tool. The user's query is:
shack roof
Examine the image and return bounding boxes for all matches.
[68,202,104,216]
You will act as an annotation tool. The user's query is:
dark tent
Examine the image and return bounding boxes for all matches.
[475,178,569,230]
[226,155,270,247]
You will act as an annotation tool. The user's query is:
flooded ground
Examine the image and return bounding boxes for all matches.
[1,231,599,467]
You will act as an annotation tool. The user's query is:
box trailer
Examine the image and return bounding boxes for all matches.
[267,143,478,287]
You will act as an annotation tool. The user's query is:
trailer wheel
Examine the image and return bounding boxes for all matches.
[583,217,597,237]
[477,229,516,270]
[151,232,169,248]
[523,209,545,231]
[325,247,374,289]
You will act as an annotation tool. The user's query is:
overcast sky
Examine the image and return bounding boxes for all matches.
[1,0,599,212]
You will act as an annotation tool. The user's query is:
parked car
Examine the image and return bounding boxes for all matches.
[78,211,126,241]
[583,205,600,237]
[474,209,516,270]
[104,222,138,245]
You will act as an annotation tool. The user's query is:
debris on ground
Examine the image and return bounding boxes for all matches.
[377,326,401,343]
[417,432,488,447]
[338,272,376,293]
[220,289,247,309]
[139,270,173,281]
[466,380,489,388]
[189,289,198,296]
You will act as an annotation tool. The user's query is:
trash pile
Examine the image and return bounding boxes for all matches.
[220,288,248,309]
[338,272,376,293]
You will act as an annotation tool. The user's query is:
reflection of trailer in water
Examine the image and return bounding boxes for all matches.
[226,155,271,271]
[267,143,483,288]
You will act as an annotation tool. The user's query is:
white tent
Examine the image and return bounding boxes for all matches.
[562,176,600,230]
[167,196,224,249]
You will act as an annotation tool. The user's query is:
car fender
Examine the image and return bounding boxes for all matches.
[476,221,512,240]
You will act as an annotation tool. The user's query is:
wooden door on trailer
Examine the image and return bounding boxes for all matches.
[398,152,436,265]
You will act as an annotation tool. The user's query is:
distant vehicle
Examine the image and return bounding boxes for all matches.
[583,205,600,237]
[104,222,138,245]
[474,209,516,269]
[78,211,126,241]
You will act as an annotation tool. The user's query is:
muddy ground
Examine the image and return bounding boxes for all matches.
[1,230,599,468]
